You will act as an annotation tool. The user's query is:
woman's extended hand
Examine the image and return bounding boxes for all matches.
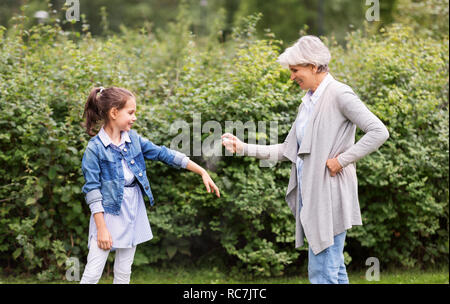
[221,133,244,154]
[97,226,113,250]
[201,171,220,198]
[326,157,343,177]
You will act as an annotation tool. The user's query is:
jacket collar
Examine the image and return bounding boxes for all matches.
[98,126,131,147]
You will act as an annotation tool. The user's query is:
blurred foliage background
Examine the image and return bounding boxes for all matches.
[1,0,400,43]
[0,0,448,281]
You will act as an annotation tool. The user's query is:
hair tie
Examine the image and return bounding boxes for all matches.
[99,87,105,94]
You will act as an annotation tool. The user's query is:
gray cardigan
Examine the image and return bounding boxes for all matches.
[243,78,389,254]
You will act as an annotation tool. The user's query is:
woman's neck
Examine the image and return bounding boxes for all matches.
[104,124,122,145]
[310,72,328,93]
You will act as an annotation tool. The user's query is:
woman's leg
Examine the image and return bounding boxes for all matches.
[338,261,349,284]
[80,240,110,284]
[308,231,348,284]
[113,246,137,284]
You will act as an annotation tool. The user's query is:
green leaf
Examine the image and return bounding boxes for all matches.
[12,248,22,260]
[48,166,57,181]
[25,197,36,206]
[166,246,177,260]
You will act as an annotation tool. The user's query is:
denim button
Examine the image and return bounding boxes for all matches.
[138,172,143,177]
[130,160,135,164]
[145,186,149,190]
[123,148,127,152]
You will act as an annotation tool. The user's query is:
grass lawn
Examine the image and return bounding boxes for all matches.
[1,266,448,284]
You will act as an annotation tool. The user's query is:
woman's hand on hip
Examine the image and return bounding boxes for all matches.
[221,133,244,154]
[326,157,343,177]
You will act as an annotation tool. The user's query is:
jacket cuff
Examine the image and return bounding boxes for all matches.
[89,201,105,214]
[85,189,102,205]
[171,150,189,169]
[180,156,190,169]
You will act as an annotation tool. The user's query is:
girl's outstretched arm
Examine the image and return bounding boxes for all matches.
[186,160,220,198]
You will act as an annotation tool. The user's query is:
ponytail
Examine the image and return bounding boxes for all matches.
[82,87,103,137]
[82,86,135,137]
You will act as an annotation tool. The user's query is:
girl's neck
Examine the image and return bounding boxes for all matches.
[103,124,122,146]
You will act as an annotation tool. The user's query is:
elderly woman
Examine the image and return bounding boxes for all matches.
[222,35,389,284]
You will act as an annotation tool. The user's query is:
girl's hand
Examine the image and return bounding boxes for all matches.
[201,171,220,198]
[221,133,244,154]
[97,226,113,250]
[326,156,343,177]
[185,160,220,198]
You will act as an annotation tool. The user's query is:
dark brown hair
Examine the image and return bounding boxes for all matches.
[82,86,135,137]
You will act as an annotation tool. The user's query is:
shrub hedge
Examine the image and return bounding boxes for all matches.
[0,11,448,280]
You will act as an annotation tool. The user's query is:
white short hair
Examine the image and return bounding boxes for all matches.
[278,35,331,71]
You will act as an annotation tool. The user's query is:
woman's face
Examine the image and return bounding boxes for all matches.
[289,64,318,91]
[111,97,137,132]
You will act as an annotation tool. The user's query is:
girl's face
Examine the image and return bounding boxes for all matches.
[110,97,137,132]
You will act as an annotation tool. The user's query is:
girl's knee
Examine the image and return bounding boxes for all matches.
[80,267,103,284]
[114,247,136,274]
[113,271,131,284]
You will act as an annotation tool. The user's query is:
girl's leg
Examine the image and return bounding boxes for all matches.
[80,240,110,284]
[113,246,137,284]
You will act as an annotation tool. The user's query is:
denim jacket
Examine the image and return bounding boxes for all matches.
[81,128,189,215]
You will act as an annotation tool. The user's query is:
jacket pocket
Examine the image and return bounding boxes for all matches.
[99,159,117,181]
[100,180,116,204]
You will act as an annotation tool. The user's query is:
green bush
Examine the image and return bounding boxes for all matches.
[0,9,448,280]
[331,25,449,268]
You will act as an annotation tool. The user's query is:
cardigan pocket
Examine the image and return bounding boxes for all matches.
[329,174,344,233]
[329,165,357,231]
[329,175,341,202]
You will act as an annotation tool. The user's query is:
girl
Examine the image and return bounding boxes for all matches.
[79,86,220,284]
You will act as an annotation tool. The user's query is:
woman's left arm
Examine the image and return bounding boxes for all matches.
[335,86,390,169]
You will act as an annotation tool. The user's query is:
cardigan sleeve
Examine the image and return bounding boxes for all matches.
[242,142,288,162]
[241,113,298,163]
[336,86,389,168]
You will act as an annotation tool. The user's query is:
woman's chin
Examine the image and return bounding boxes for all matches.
[297,82,306,90]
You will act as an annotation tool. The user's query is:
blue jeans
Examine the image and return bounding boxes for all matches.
[308,231,349,284]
